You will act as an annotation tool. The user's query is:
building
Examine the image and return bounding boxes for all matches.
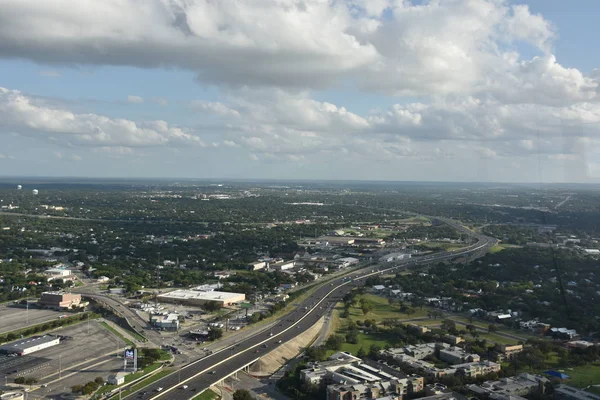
[381,347,500,379]
[269,260,296,271]
[0,335,60,355]
[442,335,464,345]
[408,324,430,334]
[1,393,25,400]
[418,393,467,400]
[107,372,128,385]
[300,353,423,400]
[157,289,245,307]
[498,344,523,359]
[468,373,549,398]
[439,346,480,364]
[555,385,600,400]
[249,261,267,271]
[151,313,180,330]
[44,267,72,281]
[38,292,82,309]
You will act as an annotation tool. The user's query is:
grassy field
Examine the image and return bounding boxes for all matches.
[336,332,392,355]
[565,364,600,389]
[99,321,135,347]
[345,294,429,323]
[488,243,522,253]
[193,389,221,400]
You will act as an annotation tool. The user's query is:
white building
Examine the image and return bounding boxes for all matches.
[44,267,72,279]
[151,313,179,330]
[0,335,60,355]
[157,289,245,307]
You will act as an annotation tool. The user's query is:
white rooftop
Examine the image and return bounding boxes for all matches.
[158,289,243,301]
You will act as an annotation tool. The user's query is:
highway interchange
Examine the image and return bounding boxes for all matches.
[108,222,496,400]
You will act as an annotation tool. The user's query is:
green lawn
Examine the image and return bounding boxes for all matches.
[193,389,221,400]
[565,364,600,389]
[338,332,392,355]
[489,243,522,253]
[99,321,134,347]
[347,294,429,323]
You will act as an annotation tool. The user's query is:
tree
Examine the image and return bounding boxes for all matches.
[94,376,104,385]
[208,327,223,341]
[441,319,456,332]
[488,324,497,333]
[325,335,346,351]
[71,385,83,394]
[357,347,367,359]
[233,389,254,400]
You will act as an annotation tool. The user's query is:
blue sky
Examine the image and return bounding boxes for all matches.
[0,0,599,182]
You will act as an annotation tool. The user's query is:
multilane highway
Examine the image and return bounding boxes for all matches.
[119,229,495,400]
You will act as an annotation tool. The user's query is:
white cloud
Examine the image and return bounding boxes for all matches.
[0,87,204,149]
[0,0,584,103]
[190,101,240,118]
[71,155,82,161]
[39,70,61,77]
[151,97,168,106]
[127,95,144,104]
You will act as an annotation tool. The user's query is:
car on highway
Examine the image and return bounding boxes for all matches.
[181,385,188,389]
[211,370,217,374]
[156,387,163,392]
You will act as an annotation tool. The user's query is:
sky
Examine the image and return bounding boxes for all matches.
[1,0,600,183]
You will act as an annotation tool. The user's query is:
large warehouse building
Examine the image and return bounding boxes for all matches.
[0,335,60,356]
[157,290,245,307]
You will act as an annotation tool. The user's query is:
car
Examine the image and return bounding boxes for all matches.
[211,370,217,374]
[278,340,282,344]
[181,385,188,389]
[156,387,163,392]
[263,344,268,348]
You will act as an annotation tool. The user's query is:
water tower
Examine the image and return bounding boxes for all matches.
[32,189,38,195]
[17,185,22,190]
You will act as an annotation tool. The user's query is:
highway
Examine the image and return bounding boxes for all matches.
[115,228,495,400]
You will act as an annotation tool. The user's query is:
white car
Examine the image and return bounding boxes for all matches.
[181,385,188,389]
[156,387,163,392]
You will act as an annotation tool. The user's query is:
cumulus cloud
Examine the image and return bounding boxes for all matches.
[127,95,144,104]
[0,0,588,102]
[0,87,204,149]
[190,101,240,118]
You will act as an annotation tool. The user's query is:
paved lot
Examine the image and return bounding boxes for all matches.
[28,320,126,382]
[0,305,74,334]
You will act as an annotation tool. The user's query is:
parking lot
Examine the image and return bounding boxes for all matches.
[0,304,75,335]
[27,320,126,381]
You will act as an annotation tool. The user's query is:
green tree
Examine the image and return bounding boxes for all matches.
[233,389,254,400]
[208,327,223,341]
[357,347,367,359]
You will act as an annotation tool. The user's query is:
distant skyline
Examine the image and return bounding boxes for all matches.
[1,0,600,183]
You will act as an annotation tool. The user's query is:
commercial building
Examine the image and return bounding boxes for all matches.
[38,292,83,310]
[0,335,60,355]
[380,347,500,379]
[467,373,549,399]
[44,267,72,281]
[269,260,296,271]
[157,289,245,307]
[439,346,480,364]
[151,313,180,330]
[300,353,423,400]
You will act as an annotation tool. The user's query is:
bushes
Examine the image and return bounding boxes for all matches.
[71,377,104,395]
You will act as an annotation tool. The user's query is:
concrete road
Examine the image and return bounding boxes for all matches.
[117,233,494,400]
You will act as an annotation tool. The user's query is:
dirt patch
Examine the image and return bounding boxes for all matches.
[249,317,324,377]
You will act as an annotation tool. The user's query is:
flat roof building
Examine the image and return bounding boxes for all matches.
[151,313,180,331]
[0,335,60,356]
[157,290,245,307]
[555,385,600,400]
[39,292,82,310]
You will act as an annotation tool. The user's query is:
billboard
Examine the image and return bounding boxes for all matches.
[124,349,135,360]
